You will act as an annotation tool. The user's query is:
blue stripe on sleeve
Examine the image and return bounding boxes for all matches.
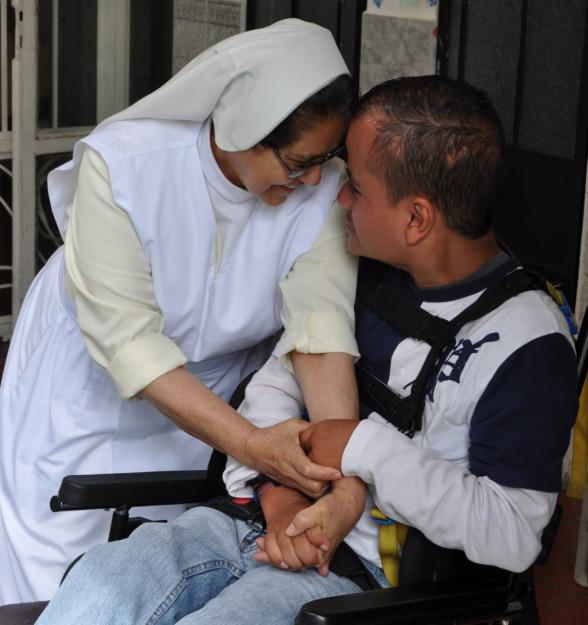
[468,333,577,492]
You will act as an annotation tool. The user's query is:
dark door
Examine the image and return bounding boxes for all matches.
[438,0,588,305]
[247,0,367,92]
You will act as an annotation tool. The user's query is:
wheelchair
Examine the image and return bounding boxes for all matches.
[0,467,564,625]
[1,313,585,625]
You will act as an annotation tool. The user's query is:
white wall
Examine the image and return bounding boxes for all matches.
[172,0,246,74]
[360,1,438,94]
[365,0,439,21]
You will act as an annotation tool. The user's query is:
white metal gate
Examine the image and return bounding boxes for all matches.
[1,0,246,341]
[3,0,131,340]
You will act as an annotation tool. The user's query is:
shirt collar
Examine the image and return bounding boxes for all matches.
[198,118,254,204]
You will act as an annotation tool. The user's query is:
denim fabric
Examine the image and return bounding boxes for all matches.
[36,506,386,625]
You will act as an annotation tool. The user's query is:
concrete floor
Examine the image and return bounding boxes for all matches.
[535,494,587,625]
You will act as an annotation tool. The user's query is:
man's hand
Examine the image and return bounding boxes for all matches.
[253,486,330,571]
[243,419,342,499]
[283,477,367,576]
[299,419,360,471]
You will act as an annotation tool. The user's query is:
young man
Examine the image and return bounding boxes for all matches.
[36,76,577,625]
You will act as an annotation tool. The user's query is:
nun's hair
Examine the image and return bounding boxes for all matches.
[260,74,353,149]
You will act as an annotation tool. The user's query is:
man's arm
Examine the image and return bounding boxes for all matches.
[223,355,366,572]
[300,333,578,573]
[223,355,316,497]
[223,354,357,497]
[253,478,367,575]
[301,416,557,572]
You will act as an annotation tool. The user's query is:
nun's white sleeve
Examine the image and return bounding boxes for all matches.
[275,199,359,371]
[223,356,305,497]
[63,148,187,399]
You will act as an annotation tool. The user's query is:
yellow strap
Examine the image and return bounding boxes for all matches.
[567,304,586,499]
[544,280,585,498]
[568,376,588,498]
[546,280,565,307]
[371,508,408,586]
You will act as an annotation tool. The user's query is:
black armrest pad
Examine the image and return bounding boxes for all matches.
[0,601,48,625]
[296,579,512,625]
[51,471,212,511]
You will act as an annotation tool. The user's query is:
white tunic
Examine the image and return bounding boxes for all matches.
[0,119,353,604]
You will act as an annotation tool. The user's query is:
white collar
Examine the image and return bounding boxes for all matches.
[198,119,254,204]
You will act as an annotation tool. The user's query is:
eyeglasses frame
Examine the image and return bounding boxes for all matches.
[270,144,345,180]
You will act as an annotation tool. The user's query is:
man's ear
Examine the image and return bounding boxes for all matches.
[405,196,435,245]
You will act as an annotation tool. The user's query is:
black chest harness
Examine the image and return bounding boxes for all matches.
[206,257,557,593]
[354,257,550,438]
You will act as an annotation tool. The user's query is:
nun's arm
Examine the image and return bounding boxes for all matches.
[64,148,188,399]
[140,367,340,497]
[66,148,339,496]
[277,200,359,423]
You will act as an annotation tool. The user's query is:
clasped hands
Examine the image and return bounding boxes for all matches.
[253,419,361,576]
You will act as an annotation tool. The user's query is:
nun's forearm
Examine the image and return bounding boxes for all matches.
[291,351,359,422]
[139,366,340,496]
[139,366,256,459]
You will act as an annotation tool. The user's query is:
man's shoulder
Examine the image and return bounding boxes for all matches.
[473,288,573,352]
[428,287,575,419]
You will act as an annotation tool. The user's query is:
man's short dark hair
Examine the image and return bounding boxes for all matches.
[356,76,505,238]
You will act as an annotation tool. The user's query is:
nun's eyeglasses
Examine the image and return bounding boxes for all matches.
[271,144,345,179]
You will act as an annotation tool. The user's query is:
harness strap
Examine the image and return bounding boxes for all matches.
[360,285,455,349]
[356,258,547,436]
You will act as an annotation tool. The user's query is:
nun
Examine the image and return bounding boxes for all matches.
[0,19,359,603]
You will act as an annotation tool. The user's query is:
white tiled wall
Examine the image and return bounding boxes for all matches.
[360,12,438,94]
[172,0,246,74]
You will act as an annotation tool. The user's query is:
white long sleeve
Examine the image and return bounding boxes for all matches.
[223,357,305,498]
[342,415,556,572]
[275,198,359,370]
[64,149,188,399]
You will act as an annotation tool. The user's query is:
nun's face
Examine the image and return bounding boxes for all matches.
[216,115,347,206]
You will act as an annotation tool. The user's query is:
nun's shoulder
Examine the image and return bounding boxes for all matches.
[86,118,203,159]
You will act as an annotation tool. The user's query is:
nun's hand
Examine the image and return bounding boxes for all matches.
[244,419,341,499]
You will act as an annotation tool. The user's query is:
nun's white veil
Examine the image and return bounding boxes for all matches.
[100,18,349,151]
[48,19,349,234]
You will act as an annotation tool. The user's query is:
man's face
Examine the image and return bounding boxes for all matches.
[337,116,409,266]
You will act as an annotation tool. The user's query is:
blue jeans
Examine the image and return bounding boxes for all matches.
[36,506,387,625]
